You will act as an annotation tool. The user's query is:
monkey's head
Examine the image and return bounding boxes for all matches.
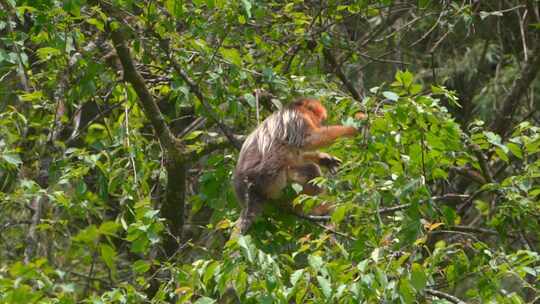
[291,98,328,125]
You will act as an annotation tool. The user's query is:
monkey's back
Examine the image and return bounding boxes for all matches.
[233,108,307,206]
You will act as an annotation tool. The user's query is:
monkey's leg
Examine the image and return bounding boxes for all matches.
[288,163,324,195]
[288,163,335,215]
[235,202,263,234]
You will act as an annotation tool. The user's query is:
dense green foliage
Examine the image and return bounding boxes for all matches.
[1,0,540,303]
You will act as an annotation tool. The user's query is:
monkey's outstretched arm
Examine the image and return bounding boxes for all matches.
[304,126,357,150]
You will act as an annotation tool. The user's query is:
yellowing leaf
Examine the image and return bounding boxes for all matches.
[175,286,192,294]
[425,222,444,231]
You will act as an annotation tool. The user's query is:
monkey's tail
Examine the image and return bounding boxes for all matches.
[232,175,264,236]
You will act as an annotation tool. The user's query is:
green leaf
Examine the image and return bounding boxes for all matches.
[99,221,120,236]
[1,152,22,166]
[241,0,252,18]
[73,225,99,245]
[165,0,183,18]
[19,91,44,102]
[529,188,540,197]
[237,235,254,263]
[290,269,304,286]
[484,131,502,145]
[383,91,399,101]
[495,147,509,162]
[85,18,105,31]
[63,0,82,16]
[220,48,242,66]
[235,270,248,295]
[410,263,427,292]
[194,297,216,304]
[316,275,332,299]
[308,255,323,271]
[331,205,347,223]
[399,278,415,303]
[133,260,151,274]
[396,70,414,87]
[507,142,523,159]
[525,138,540,154]
[203,261,220,284]
[36,47,62,60]
[100,244,117,274]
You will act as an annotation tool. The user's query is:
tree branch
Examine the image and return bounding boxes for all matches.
[148,30,242,150]
[490,42,540,136]
[109,28,179,151]
[425,289,466,304]
[377,194,469,215]
[450,166,487,184]
[323,48,362,101]
[105,19,185,258]
[469,144,494,183]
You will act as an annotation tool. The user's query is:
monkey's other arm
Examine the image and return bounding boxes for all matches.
[301,151,342,174]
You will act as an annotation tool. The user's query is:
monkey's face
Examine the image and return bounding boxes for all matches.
[304,99,327,124]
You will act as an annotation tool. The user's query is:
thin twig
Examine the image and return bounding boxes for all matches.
[425,288,467,304]
[377,194,469,215]
[297,214,357,241]
[82,250,98,297]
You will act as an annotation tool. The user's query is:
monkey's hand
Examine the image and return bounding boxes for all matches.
[318,153,342,174]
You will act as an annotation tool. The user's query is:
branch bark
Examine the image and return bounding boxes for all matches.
[109,29,179,151]
[425,289,466,304]
[490,42,540,136]
[323,48,362,101]
[108,24,185,257]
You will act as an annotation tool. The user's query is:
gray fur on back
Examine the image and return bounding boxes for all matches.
[239,107,306,157]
